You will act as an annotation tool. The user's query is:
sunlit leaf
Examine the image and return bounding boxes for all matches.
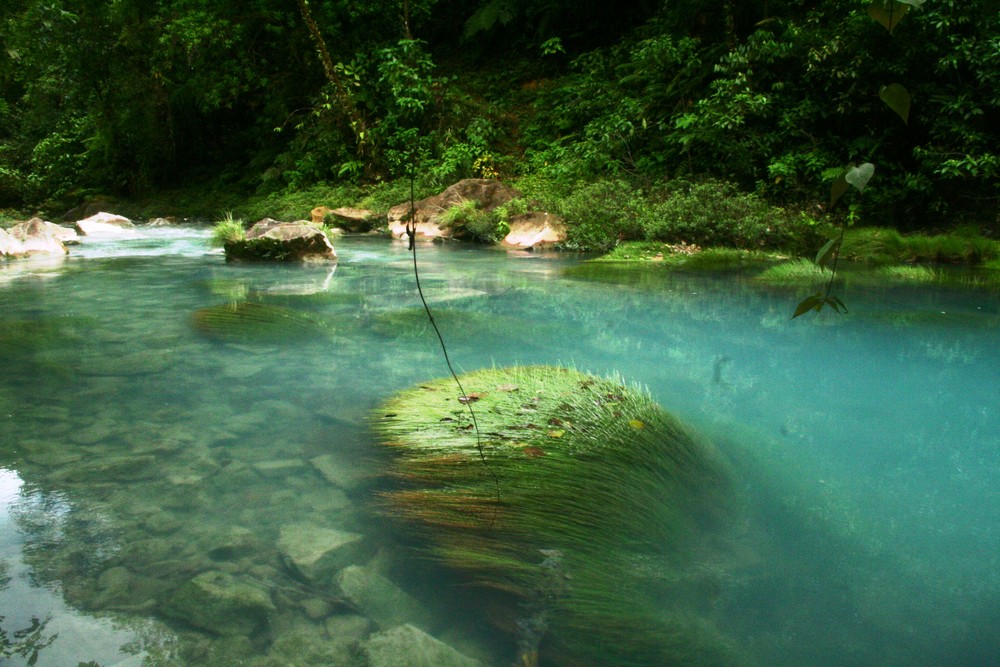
[793,293,849,318]
[868,0,910,33]
[815,238,839,268]
[879,83,911,124]
[845,163,875,192]
[792,293,824,319]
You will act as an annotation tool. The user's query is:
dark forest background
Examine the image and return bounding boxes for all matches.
[1,0,997,234]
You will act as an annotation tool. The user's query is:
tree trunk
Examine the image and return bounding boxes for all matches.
[295,0,368,152]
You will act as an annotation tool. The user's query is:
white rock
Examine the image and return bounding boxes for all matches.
[75,212,138,236]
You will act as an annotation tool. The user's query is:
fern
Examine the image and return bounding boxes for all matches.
[463,0,516,40]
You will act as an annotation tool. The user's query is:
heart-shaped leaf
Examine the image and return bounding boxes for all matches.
[879,83,911,124]
[846,163,875,193]
[868,0,910,33]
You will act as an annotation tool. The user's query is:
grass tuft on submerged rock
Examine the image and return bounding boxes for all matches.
[372,365,741,666]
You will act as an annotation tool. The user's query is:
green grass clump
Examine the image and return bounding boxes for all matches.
[373,365,738,666]
[209,214,246,248]
[838,227,904,264]
[875,265,939,283]
[840,227,999,265]
[755,258,829,284]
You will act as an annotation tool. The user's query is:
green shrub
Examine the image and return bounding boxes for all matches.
[637,179,820,252]
[438,198,507,243]
[558,179,643,251]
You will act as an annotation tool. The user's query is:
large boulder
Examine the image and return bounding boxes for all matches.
[10,218,77,255]
[74,212,137,237]
[388,179,518,241]
[0,228,27,258]
[224,220,337,262]
[501,212,567,250]
[328,206,379,232]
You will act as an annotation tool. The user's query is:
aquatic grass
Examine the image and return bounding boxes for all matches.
[190,301,331,343]
[372,365,736,665]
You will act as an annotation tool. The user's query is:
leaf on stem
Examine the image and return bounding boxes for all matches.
[879,83,911,124]
[868,0,910,34]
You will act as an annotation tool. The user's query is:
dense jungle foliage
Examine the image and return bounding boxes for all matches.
[1,1,998,246]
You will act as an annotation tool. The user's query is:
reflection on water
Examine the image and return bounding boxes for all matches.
[0,227,998,666]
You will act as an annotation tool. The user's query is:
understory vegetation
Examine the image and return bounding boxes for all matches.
[2,1,998,258]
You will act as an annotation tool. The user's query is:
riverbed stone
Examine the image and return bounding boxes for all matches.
[206,525,259,561]
[310,453,370,492]
[335,565,434,631]
[252,458,308,477]
[162,570,274,636]
[325,613,372,642]
[364,624,483,667]
[278,523,367,584]
[267,626,356,666]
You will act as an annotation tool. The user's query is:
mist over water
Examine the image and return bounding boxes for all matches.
[1,228,997,666]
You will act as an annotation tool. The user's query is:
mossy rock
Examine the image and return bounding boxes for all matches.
[372,366,740,666]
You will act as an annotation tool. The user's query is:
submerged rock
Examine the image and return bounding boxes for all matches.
[278,523,367,585]
[372,365,740,666]
[364,624,483,667]
[335,565,434,631]
[162,570,274,636]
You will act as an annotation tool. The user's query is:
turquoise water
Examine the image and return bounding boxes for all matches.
[0,227,997,666]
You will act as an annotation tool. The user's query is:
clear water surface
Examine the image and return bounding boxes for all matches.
[0,226,997,666]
